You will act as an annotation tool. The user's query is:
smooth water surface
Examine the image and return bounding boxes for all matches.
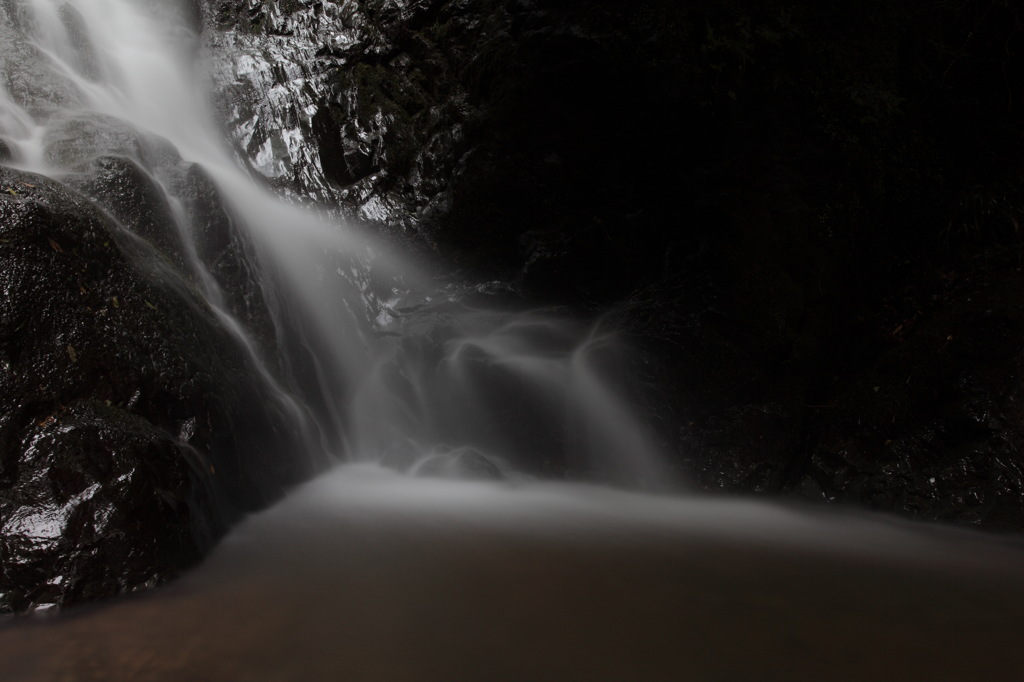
[2,465,1023,681]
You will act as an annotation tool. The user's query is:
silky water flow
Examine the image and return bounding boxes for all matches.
[0,0,671,485]
[1,1,1024,680]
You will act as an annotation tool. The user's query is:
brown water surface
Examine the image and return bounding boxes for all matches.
[2,466,1023,681]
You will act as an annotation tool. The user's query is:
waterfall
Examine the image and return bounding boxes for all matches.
[0,0,673,487]
[4,4,1024,675]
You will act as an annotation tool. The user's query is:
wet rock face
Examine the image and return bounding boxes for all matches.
[1,402,201,612]
[51,129,278,362]
[204,0,505,253]
[66,155,188,270]
[0,167,301,613]
[204,0,712,286]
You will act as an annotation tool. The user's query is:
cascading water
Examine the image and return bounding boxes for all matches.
[0,0,671,487]
[3,1,1024,678]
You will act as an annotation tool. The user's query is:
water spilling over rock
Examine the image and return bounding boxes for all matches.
[0,0,673,613]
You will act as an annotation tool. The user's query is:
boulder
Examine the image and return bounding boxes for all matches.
[0,167,304,613]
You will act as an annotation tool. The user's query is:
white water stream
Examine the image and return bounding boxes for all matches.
[2,1,1024,678]
[0,0,671,482]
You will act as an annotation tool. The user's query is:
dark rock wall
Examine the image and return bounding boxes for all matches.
[207,0,1024,528]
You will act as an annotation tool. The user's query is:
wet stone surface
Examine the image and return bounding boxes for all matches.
[0,167,304,613]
